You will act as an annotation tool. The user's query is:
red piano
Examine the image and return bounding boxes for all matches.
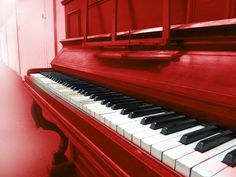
[24,0,236,177]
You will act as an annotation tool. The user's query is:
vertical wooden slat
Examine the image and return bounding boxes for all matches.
[186,0,195,23]
[127,0,136,30]
[112,0,117,42]
[230,0,236,18]
[53,0,58,56]
[161,0,171,46]
[83,0,88,43]
[225,0,232,18]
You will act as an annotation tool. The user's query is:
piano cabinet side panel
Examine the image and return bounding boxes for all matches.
[24,76,183,177]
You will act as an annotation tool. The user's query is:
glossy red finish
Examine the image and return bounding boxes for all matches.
[24,0,236,176]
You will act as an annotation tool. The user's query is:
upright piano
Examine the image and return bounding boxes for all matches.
[24,0,236,176]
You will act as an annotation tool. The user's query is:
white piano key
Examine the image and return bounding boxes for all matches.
[176,139,236,177]
[81,103,101,118]
[70,95,92,104]
[56,88,77,98]
[151,130,218,162]
[132,129,161,146]
[116,119,143,135]
[163,133,220,168]
[97,109,119,122]
[83,102,103,112]
[70,95,94,110]
[30,73,45,78]
[163,143,197,169]
[100,112,124,126]
[110,116,140,130]
[110,112,164,132]
[35,80,67,95]
[32,75,98,114]
[96,109,120,120]
[123,122,151,140]
[141,125,203,153]
[119,112,167,138]
[212,166,236,177]
[37,77,57,84]
[58,88,77,93]
[151,136,182,160]
[48,83,66,89]
[191,145,236,177]
[101,112,139,128]
[83,102,117,120]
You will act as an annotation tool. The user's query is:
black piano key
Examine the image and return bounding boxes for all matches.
[70,85,86,91]
[222,149,236,167]
[149,115,187,129]
[78,84,95,94]
[128,107,163,118]
[71,87,80,91]
[65,79,78,84]
[111,101,144,110]
[151,117,189,130]
[80,89,92,94]
[114,102,148,110]
[106,98,137,107]
[62,82,68,86]
[94,94,124,101]
[180,125,218,145]
[120,104,154,115]
[82,87,106,92]
[141,111,176,125]
[84,91,104,96]
[90,92,118,98]
[161,119,199,135]
[78,85,98,93]
[195,130,234,153]
[86,90,112,97]
[101,96,131,105]
[85,87,108,93]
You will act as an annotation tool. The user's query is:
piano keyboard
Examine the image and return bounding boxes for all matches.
[30,71,236,177]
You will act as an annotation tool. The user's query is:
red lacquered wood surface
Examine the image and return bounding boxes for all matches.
[50,48,236,132]
[24,1,236,176]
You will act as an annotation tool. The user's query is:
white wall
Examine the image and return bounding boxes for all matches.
[5,13,19,73]
[17,0,54,76]
[0,26,9,65]
[0,0,65,76]
[56,0,65,52]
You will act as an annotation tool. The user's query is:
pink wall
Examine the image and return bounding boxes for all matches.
[56,0,65,52]
[0,0,65,76]
[5,14,19,73]
[0,23,12,66]
[17,0,55,76]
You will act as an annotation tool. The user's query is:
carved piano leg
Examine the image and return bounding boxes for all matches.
[31,101,75,177]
